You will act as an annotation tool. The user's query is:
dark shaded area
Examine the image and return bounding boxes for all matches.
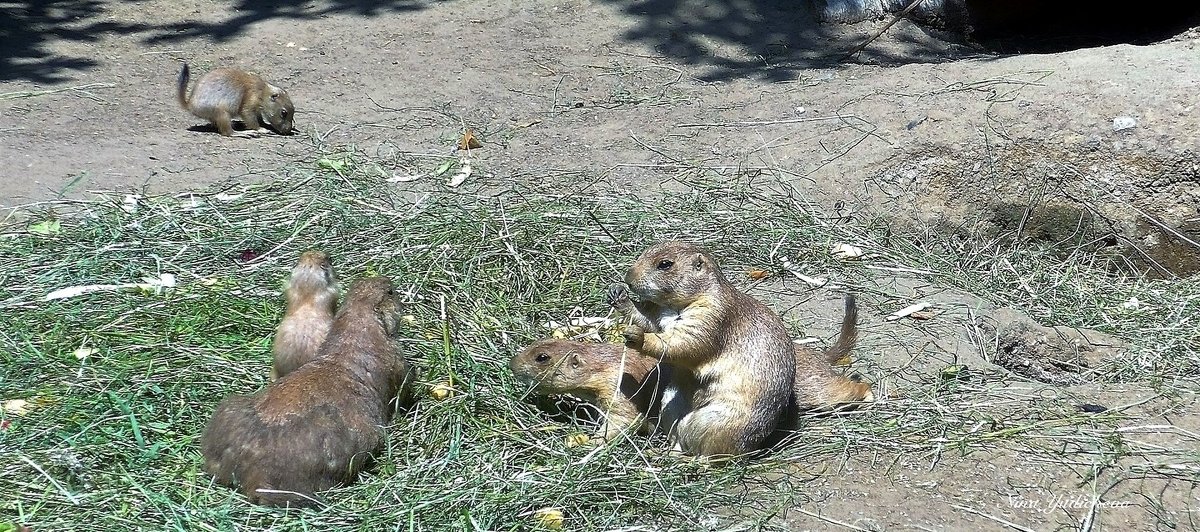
[1127,220,1200,280]
[602,0,965,82]
[0,0,436,84]
[968,0,1200,53]
[0,1,148,84]
[143,0,435,45]
[992,322,1089,386]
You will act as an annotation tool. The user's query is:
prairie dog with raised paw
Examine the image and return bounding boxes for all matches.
[201,277,411,507]
[511,319,873,447]
[510,339,670,441]
[611,241,796,458]
[176,63,294,137]
[271,250,339,381]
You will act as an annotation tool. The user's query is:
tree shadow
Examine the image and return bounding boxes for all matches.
[601,0,968,83]
[0,0,440,85]
[142,0,439,45]
[0,1,149,84]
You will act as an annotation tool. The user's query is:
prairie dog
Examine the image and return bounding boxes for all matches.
[510,339,669,441]
[271,251,338,381]
[612,241,797,457]
[790,294,873,411]
[176,63,294,137]
[531,295,871,442]
[201,277,410,507]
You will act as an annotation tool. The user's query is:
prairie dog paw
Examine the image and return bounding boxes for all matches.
[606,282,631,308]
[621,324,645,347]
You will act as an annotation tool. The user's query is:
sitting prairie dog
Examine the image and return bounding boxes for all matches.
[201,277,411,507]
[611,241,797,457]
[516,295,871,442]
[510,338,670,441]
[176,63,294,137]
[270,250,339,381]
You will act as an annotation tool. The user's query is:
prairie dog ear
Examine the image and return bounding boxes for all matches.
[268,84,283,98]
[568,352,583,369]
[691,253,705,272]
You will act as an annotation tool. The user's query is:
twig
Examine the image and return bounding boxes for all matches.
[790,507,871,531]
[0,83,116,102]
[18,454,80,505]
[950,504,1036,532]
[676,116,846,128]
[841,0,927,61]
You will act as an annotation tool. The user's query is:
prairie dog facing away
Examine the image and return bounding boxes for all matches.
[612,241,797,457]
[201,277,411,507]
[510,338,670,441]
[271,250,339,381]
[176,63,294,137]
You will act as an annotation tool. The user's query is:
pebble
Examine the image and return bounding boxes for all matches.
[1112,116,1137,132]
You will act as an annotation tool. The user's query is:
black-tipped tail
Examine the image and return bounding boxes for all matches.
[824,294,858,364]
[176,63,191,109]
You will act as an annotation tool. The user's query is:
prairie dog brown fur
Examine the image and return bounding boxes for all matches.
[612,241,797,457]
[790,294,874,410]
[521,295,872,442]
[176,63,294,137]
[510,339,669,440]
[271,250,338,381]
[201,277,410,507]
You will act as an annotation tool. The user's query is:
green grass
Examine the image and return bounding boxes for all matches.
[1,149,1197,530]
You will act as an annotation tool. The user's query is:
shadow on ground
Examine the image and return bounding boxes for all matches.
[600,0,968,82]
[0,0,439,84]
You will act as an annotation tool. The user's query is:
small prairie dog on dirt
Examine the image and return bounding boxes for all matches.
[611,241,797,457]
[201,277,411,507]
[176,63,294,137]
[271,250,339,381]
[510,338,670,441]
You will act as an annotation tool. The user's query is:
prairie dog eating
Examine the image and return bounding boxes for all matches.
[176,63,294,137]
[614,241,796,457]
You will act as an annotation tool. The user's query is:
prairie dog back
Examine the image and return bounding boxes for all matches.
[201,276,410,507]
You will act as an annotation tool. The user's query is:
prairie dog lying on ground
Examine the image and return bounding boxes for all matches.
[510,338,670,441]
[201,277,410,507]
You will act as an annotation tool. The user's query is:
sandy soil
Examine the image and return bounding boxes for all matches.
[2,0,1198,529]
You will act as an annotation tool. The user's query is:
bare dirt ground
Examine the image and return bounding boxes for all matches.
[3,0,1198,530]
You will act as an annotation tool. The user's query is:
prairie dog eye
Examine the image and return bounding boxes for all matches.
[656,259,674,270]
[535,353,551,363]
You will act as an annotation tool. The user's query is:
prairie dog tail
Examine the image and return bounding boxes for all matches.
[176,63,191,109]
[823,294,858,364]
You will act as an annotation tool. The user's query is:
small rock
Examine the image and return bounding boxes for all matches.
[1112,116,1137,132]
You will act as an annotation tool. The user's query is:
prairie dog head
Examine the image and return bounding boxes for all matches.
[343,276,402,335]
[624,241,725,309]
[510,339,598,394]
[262,84,294,135]
[286,250,337,304]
